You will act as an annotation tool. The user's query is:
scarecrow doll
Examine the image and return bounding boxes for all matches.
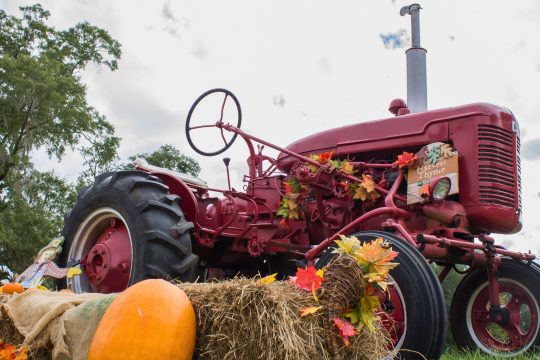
[15,237,82,289]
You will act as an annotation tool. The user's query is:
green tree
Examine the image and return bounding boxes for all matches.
[0,169,76,274]
[0,4,121,190]
[128,144,201,177]
[0,4,121,277]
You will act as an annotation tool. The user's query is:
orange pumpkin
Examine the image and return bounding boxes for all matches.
[88,279,196,360]
[2,282,24,294]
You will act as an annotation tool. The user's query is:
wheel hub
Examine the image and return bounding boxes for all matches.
[83,218,132,293]
[469,279,538,353]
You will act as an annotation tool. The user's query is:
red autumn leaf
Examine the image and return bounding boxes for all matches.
[284,182,293,194]
[332,317,358,346]
[290,265,323,292]
[378,175,388,189]
[393,151,417,168]
[318,151,334,164]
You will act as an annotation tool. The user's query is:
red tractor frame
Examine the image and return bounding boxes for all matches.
[61,88,539,358]
[60,6,540,359]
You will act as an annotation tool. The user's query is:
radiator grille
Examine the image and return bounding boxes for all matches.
[477,124,516,208]
[517,135,521,209]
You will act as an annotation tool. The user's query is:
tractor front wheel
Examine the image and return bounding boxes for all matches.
[60,170,199,293]
[450,259,540,357]
[316,231,446,359]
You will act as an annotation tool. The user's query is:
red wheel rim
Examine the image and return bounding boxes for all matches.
[467,278,539,355]
[380,279,407,351]
[68,208,132,293]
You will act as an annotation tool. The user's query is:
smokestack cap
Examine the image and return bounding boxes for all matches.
[389,98,408,116]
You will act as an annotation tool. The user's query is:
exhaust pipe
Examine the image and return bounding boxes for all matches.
[401,4,427,113]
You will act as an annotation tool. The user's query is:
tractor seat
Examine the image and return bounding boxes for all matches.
[131,158,209,189]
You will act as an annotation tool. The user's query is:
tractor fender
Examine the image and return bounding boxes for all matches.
[136,169,199,223]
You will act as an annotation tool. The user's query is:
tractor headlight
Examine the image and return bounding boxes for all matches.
[429,177,451,201]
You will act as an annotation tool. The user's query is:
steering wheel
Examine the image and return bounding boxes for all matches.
[185,88,242,156]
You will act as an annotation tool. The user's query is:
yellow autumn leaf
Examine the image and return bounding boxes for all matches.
[358,294,380,332]
[283,197,298,211]
[315,268,325,278]
[365,272,385,283]
[361,174,376,193]
[343,308,360,325]
[340,160,355,175]
[300,305,323,317]
[334,234,361,255]
[258,273,277,284]
[354,186,368,201]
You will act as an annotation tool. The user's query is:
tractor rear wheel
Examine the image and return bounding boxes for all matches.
[316,231,446,360]
[60,170,199,293]
[450,259,540,357]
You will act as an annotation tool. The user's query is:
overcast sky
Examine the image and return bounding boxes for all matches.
[3,0,540,254]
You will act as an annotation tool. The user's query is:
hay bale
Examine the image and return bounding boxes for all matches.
[178,254,388,360]
[1,253,389,360]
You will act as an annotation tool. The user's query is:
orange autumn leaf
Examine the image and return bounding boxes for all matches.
[318,151,334,164]
[393,151,417,168]
[290,265,324,292]
[354,237,398,276]
[300,305,323,317]
[0,339,28,360]
[332,317,358,346]
[308,151,335,173]
[284,177,302,195]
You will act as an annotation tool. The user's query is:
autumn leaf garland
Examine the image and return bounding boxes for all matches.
[275,237,399,347]
[334,236,398,332]
[277,152,381,222]
[306,151,355,175]
[343,174,380,202]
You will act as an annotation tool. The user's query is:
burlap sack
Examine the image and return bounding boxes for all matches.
[1,290,115,359]
[51,293,116,360]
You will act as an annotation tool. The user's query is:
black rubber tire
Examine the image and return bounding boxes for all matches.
[450,259,540,356]
[316,231,447,360]
[60,170,199,291]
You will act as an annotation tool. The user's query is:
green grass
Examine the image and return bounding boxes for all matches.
[441,346,540,359]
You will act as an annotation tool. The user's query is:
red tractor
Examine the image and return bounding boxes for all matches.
[60,4,539,359]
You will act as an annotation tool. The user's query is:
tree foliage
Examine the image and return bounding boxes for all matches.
[0,5,202,279]
[128,144,201,176]
[0,169,76,274]
[0,4,121,276]
[0,4,121,189]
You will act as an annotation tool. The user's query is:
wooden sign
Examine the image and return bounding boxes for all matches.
[407,142,459,204]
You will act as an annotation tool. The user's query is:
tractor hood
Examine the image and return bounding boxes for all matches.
[275,103,513,172]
